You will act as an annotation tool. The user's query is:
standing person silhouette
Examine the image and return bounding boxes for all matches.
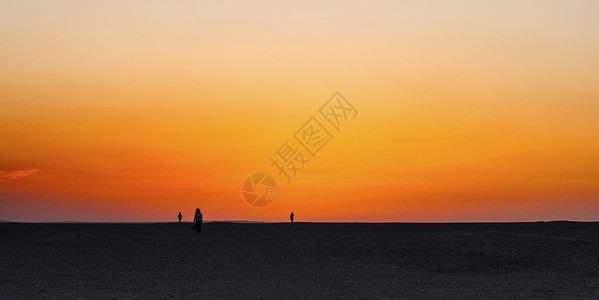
[192,208,203,236]
[177,212,182,223]
[290,212,294,223]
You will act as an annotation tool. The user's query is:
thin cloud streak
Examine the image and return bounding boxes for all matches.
[0,169,39,182]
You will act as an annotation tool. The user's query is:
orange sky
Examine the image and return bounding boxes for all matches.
[1,1,599,222]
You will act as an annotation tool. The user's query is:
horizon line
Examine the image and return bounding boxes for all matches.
[1,220,597,224]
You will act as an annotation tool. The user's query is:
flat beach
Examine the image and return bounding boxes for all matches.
[1,222,598,299]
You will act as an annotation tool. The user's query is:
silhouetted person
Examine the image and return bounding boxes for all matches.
[192,208,203,236]
[290,212,294,223]
[177,212,182,223]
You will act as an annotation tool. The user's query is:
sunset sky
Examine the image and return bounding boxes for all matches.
[1,1,598,222]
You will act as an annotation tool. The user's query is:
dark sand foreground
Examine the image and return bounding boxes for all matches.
[1,222,599,299]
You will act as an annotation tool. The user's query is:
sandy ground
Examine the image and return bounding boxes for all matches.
[1,221,598,299]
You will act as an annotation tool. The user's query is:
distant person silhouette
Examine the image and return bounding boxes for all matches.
[290,212,294,223]
[177,212,182,223]
[192,208,203,236]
